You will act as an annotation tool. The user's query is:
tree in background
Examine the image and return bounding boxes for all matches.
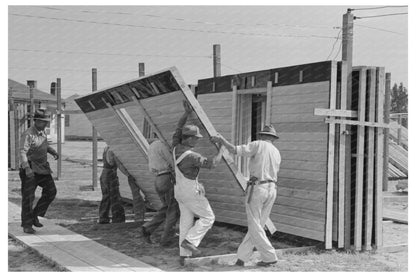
[390,82,408,127]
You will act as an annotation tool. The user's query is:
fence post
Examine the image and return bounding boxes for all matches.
[92,68,98,190]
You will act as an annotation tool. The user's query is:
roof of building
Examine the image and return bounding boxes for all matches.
[8,79,63,103]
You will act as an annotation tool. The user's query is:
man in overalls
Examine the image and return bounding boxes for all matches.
[19,109,59,234]
[172,102,223,265]
[212,125,281,267]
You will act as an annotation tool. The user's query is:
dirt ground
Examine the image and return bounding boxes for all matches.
[8,237,65,272]
[8,141,409,272]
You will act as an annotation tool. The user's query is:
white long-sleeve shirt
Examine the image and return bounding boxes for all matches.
[236,140,281,182]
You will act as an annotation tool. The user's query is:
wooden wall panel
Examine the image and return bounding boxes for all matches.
[83,108,162,208]
[271,80,330,242]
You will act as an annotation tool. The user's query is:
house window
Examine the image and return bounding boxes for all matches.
[143,118,152,139]
[274,72,279,84]
[65,114,70,127]
[251,76,256,87]
[299,70,304,83]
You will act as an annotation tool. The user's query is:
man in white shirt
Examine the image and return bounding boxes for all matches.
[212,125,281,267]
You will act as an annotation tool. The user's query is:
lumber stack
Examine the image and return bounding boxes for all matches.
[330,66,387,250]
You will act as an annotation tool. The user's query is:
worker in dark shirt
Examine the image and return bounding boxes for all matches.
[19,109,59,234]
[172,101,223,265]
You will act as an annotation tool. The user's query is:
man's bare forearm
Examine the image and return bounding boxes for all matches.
[211,146,224,167]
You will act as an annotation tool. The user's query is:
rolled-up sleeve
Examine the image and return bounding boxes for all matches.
[236,141,260,157]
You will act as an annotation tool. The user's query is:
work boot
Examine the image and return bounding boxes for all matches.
[142,226,152,244]
[160,238,177,248]
[235,259,244,266]
[23,227,36,234]
[256,260,277,267]
[181,239,201,256]
[33,216,43,228]
[179,256,188,266]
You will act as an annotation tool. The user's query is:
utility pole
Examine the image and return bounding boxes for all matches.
[213,44,221,77]
[27,80,36,126]
[56,78,62,180]
[92,68,98,190]
[341,9,354,250]
[138,62,145,77]
[50,82,56,96]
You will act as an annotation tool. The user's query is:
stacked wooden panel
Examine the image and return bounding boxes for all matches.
[334,66,386,250]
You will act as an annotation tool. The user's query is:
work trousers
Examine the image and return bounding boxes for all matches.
[175,183,215,257]
[19,169,57,228]
[237,183,277,263]
[127,175,146,222]
[98,168,125,223]
[143,173,179,243]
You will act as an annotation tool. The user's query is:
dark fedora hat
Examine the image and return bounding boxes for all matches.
[33,109,51,122]
[258,125,279,139]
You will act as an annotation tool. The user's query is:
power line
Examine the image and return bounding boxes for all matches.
[34,6,340,30]
[355,24,406,35]
[326,28,342,60]
[354,12,408,19]
[333,39,343,61]
[9,48,211,59]
[9,13,338,40]
[219,62,243,74]
[9,65,139,73]
[351,6,407,11]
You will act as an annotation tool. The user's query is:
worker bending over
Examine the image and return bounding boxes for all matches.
[98,146,146,224]
[142,134,179,246]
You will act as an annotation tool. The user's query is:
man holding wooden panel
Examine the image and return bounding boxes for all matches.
[172,102,224,265]
[212,125,281,267]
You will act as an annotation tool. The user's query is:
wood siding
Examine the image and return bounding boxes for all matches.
[271,81,330,241]
[82,107,162,209]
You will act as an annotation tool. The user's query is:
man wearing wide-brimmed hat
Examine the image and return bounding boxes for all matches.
[19,109,59,234]
[212,125,281,267]
[171,101,224,265]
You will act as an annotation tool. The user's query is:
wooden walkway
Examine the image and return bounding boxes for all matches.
[8,202,162,272]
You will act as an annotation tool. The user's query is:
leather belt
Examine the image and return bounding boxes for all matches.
[156,170,172,176]
[246,178,277,204]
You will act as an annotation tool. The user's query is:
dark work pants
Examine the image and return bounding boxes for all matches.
[99,168,125,223]
[19,169,57,228]
[127,175,146,222]
[143,173,179,243]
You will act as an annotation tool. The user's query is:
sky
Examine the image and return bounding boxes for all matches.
[7,4,408,99]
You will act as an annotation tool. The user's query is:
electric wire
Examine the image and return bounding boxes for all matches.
[350,6,407,11]
[355,24,405,35]
[9,13,338,40]
[33,6,340,30]
[9,48,211,59]
[354,12,408,19]
[326,28,342,60]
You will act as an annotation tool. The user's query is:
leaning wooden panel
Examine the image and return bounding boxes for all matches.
[324,61,337,249]
[363,68,376,251]
[75,67,253,230]
[374,67,385,248]
[80,108,160,207]
[337,61,348,248]
[354,68,367,251]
